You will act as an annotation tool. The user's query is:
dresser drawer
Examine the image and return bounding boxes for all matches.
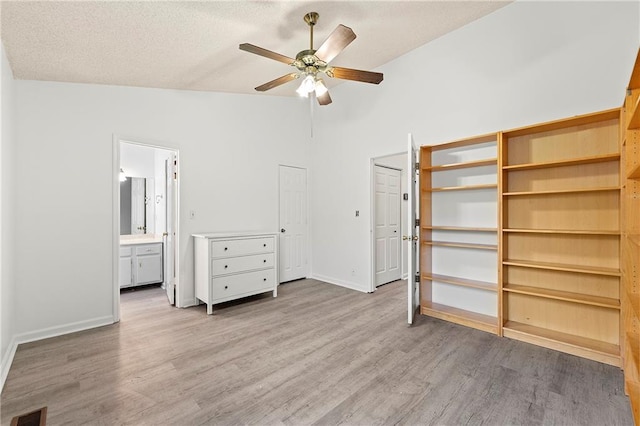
[211,237,274,258]
[119,246,132,257]
[135,243,162,256]
[212,269,276,301]
[212,253,274,276]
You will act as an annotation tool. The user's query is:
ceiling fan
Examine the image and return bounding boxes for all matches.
[239,12,383,106]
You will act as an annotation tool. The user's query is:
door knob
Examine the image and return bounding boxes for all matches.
[402,235,409,240]
[280,228,286,233]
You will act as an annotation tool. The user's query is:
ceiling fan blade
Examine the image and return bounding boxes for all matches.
[317,89,332,106]
[314,24,356,63]
[239,43,294,65]
[328,66,383,84]
[255,73,299,92]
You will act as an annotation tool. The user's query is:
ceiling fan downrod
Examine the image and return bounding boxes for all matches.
[304,12,319,50]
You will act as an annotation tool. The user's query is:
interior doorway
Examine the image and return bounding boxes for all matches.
[278,165,309,283]
[113,137,180,321]
[370,152,408,292]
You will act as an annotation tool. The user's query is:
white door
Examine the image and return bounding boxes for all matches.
[164,155,177,304]
[406,134,420,325]
[279,166,308,283]
[375,165,402,286]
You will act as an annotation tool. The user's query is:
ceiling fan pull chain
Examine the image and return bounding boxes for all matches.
[309,95,314,138]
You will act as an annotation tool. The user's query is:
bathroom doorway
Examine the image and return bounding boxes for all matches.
[113,137,180,321]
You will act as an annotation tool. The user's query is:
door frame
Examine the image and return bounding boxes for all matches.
[277,164,309,283]
[369,152,407,293]
[112,135,181,322]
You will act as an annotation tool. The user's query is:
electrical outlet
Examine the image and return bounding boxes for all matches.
[355,210,359,217]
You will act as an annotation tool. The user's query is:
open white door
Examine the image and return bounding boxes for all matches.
[164,155,177,305]
[406,134,420,325]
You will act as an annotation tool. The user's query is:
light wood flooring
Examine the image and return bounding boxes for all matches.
[1,279,634,425]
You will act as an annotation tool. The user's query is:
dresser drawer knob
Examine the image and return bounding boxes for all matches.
[263,259,266,263]
[224,285,228,290]
[263,278,267,281]
[224,265,228,269]
[263,243,266,247]
[224,247,228,251]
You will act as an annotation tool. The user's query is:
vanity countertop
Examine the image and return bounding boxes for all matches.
[120,235,164,246]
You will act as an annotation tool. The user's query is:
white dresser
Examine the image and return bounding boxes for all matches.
[193,232,278,314]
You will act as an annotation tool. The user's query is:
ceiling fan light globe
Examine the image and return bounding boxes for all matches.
[296,86,309,98]
[315,79,328,96]
[297,74,315,95]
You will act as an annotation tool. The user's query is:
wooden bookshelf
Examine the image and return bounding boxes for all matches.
[420,135,499,335]
[501,108,622,366]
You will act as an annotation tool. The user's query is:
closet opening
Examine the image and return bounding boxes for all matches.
[369,152,408,293]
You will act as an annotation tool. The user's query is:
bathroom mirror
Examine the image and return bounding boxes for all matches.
[120,177,154,235]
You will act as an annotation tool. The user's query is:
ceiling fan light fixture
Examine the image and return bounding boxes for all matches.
[296,74,316,97]
[314,78,328,96]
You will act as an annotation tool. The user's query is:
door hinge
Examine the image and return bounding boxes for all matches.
[414,162,419,171]
[414,274,420,283]
[415,218,420,227]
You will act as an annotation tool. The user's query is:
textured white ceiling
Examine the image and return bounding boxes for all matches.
[1,1,510,97]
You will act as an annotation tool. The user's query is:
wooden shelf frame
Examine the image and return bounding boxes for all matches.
[427,183,497,192]
[422,302,498,334]
[503,228,620,235]
[425,158,497,172]
[629,92,640,130]
[422,241,497,251]
[629,163,640,179]
[503,153,620,171]
[423,226,497,232]
[503,321,620,366]
[629,234,640,247]
[502,108,620,138]
[503,186,620,196]
[423,273,497,292]
[503,259,621,277]
[503,284,620,309]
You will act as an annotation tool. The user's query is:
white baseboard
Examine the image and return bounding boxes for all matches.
[309,274,370,293]
[0,315,114,393]
[1,336,18,392]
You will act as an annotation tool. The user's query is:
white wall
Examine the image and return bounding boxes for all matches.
[120,142,157,178]
[1,43,16,387]
[12,80,310,340]
[310,0,639,292]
